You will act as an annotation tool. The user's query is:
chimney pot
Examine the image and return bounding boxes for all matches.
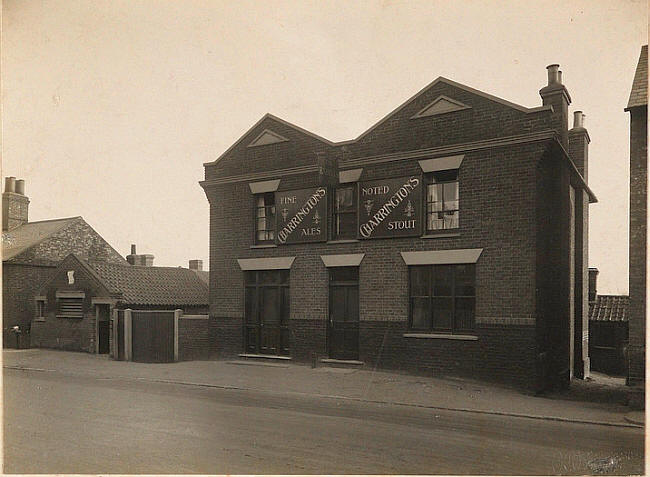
[546,64,560,85]
[557,70,563,85]
[573,111,584,129]
[15,179,25,195]
[5,177,16,193]
[130,244,136,254]
[189,259,203,271]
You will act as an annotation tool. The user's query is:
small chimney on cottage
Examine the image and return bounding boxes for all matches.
[588,267,599,303]
[2,176,30,231]
[126,243,155,267]
[189,259,203,271]
[539,64,572,149]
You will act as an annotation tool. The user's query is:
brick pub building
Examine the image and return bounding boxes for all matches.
[625,45,647,406]
[201,65,596,391]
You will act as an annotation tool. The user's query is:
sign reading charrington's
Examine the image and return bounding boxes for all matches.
[276,187,328,244]
[358,176,422,239]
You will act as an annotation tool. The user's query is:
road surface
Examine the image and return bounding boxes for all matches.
[3,367,644,474]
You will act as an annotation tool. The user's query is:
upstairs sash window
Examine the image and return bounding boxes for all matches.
[255,192,276,244]
[333,186,357,240]
[426,169,459,231]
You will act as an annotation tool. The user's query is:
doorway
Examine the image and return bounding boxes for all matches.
[328,267,359,360]
[244,270,290,356]
[96,304,111,354]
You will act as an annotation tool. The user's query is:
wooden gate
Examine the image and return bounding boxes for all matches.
[116,310,125,361]
[131,310,175,363]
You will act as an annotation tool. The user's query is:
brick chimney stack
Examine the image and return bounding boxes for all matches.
[126,244,155,266]
[568,111,590,182]
[539,64,572,149]
[588,267,599,303]
[189,259,203,271]
[2,176,29,231]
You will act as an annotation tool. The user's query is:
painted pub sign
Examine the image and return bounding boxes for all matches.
[358,176,422,239]
[276,187,328,244]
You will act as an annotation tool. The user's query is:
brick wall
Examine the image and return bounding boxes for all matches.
[29,255,111,352]
[178,316,210,361]
[2,263,56,341]
[628,106,647,385]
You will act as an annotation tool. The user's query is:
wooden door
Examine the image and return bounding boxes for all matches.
[328,267,359,360]
[244,270,290,356]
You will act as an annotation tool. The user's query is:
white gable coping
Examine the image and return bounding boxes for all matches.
[418,155,465,173]
[237,256,296,270]
[247,129,290,147]
[249,179,281,194]
[411,95,471,119]
[400,248,483,265]
[338,169,363,184]
[320,253,365,268]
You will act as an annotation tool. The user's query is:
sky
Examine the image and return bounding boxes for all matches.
[2,0,647,294]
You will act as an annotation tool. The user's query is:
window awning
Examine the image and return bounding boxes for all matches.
[418,155,464,173]
[237,256,296,270]
[400,248,483,265]
[338,169,363,184]
[248,179,281,194]
[320,253,365,267]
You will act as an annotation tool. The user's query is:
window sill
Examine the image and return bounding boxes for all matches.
[250,244,277,249]
[33,318,46,322]
[327,239,359,244]
[403,333,478,341]
[421,232,461,239]
[56,314,84,319]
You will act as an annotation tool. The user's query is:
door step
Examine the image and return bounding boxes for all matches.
[238,353,292,361]
[319,358,365,368]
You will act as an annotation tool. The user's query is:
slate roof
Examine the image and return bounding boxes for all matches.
[87,260,209,306]
[589,295,629,322]
[2,216,81,261]
[627,45,648,110]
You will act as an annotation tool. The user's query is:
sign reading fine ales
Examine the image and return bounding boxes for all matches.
[276,187,328,244]
[358,176,422,239]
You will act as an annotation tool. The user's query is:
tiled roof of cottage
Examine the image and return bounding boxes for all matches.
[589,295,629,322]
[2,216,81,261]
[627,45,648,109]
[87,260,209,306]
[193,269,209,286]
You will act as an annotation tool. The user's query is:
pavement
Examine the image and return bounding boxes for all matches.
[2,348,644,429]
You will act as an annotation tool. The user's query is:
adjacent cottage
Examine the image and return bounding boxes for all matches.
[201,65,596,391]
[2,177,126,347]
[31,253,209,360]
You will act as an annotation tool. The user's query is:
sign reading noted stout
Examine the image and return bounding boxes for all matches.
[358,176,422,239]
[275,187,328,244]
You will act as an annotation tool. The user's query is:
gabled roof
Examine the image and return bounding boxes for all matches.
[205,113,338,166]
[353,76,552,143]
[589,295,629,322]
[87,260,209,306]
[2,216,81,262]
[205,76,553,166]
[626,45,648,110]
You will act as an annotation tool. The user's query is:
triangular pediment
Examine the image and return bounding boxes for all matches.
[247,129,290,147]
[411,95,472,119]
